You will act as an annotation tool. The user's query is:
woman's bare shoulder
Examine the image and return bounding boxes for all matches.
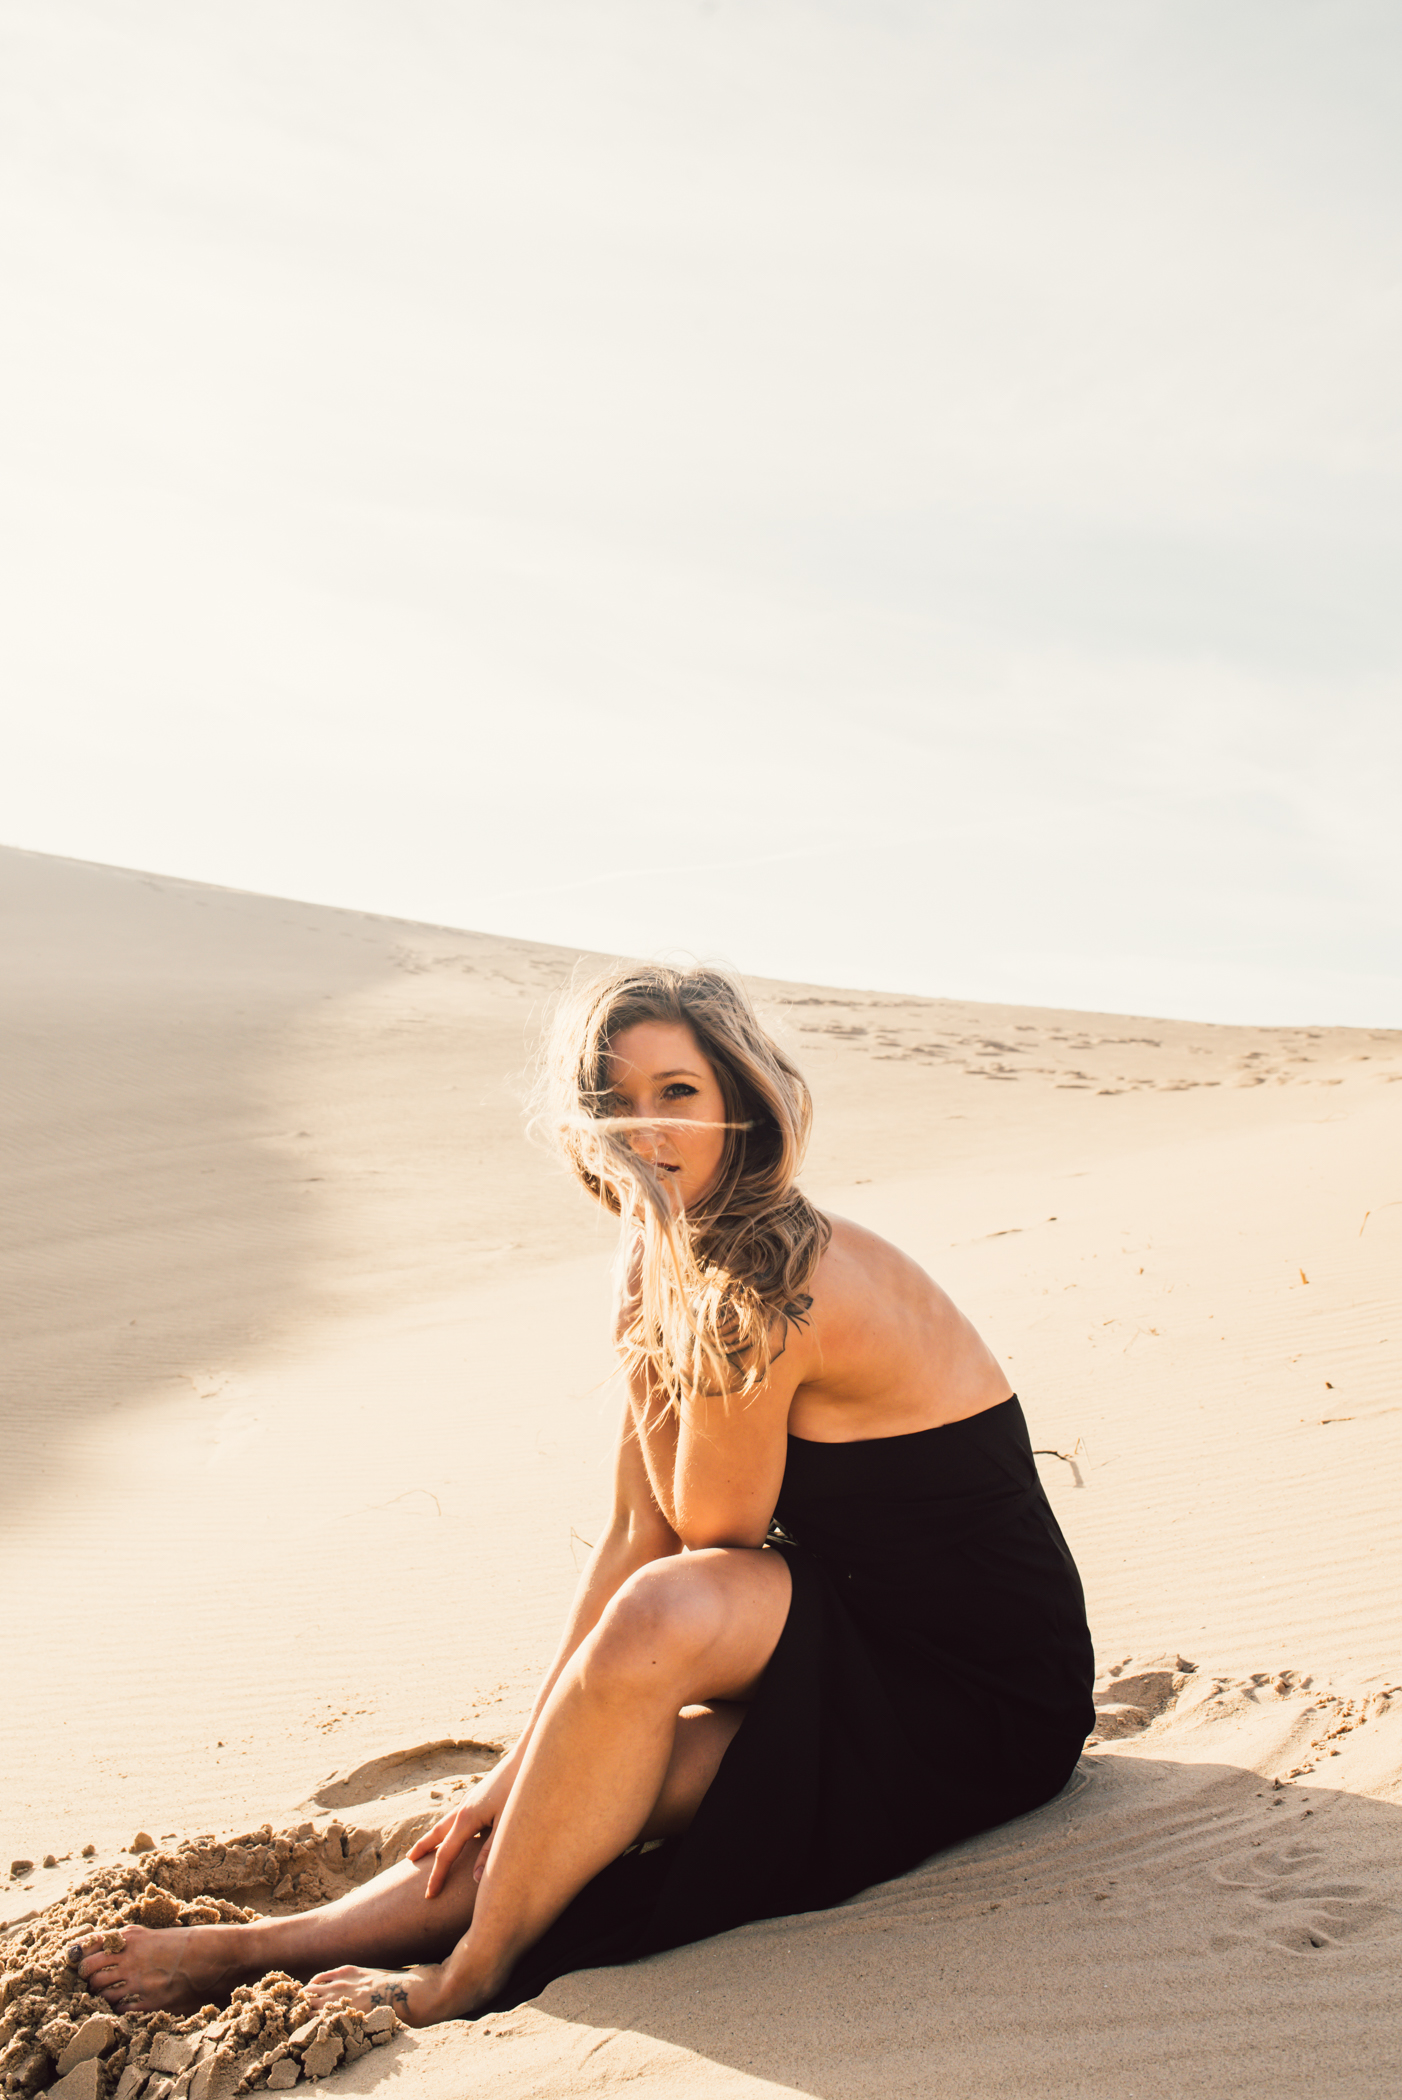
[817,1210,891,1252]
[811,1211,932,1293]
[806,1209,966,1348]
[795,1210,1010,1433]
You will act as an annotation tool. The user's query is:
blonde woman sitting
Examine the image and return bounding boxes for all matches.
[74,965,1094,2023]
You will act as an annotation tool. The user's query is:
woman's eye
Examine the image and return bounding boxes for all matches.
[662,1083,698,1101]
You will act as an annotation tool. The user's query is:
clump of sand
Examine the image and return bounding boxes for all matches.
[0,1824,406,2100]
[1086,1652,1199,1742]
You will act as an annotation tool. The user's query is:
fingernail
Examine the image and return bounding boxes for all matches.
[67,1943,84,1966]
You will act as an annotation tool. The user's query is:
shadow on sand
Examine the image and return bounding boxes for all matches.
[453,1753,1402,2099]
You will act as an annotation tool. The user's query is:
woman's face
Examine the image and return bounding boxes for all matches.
[603,1018,728,1211]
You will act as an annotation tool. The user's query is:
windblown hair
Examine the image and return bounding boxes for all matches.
[534,962,831,1417]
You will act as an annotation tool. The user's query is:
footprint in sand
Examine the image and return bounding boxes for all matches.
[1212,1841,1390,1955]
[1086,1658,1195,1744]
[306,1738,501,1811]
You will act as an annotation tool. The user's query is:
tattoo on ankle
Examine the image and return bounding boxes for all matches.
[367,1979,411,2015]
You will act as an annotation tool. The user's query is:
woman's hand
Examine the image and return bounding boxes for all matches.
[408,1767,514,1899]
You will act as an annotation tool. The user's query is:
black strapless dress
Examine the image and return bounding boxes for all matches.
[491,1395,1095,2008]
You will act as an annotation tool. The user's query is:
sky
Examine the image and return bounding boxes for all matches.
[3,0,1399,1024]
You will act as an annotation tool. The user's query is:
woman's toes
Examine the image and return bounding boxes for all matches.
[305,1966,375,2013]
[76,1936,123,1979]
[71,1935,135,2004]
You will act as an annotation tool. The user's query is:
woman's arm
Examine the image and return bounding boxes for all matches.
[629,1328,808,1552]
[412,1403,678,1894]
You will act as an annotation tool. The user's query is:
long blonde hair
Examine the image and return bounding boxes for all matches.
[535,962,830,1416]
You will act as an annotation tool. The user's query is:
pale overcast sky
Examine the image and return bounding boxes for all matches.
[4,0,1399,1022]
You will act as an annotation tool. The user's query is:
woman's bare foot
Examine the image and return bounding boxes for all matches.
[71,1923,256,2014]
[305,1964,447,2028]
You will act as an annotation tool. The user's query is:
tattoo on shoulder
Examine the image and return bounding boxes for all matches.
[763,1293,814,1369]
[709,1293,817,1385]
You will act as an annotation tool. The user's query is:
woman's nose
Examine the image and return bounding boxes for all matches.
[628,1120,660,1159]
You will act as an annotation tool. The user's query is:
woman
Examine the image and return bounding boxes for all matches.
[74,964,1095,2025]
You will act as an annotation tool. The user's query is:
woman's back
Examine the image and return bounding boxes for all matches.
[784,1213,1013,1442]
[622,1211,1017,1547]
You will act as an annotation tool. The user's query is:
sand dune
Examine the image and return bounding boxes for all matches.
[3,845,1399,2096]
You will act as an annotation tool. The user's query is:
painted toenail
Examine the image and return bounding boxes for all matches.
[67,1943,85,1966]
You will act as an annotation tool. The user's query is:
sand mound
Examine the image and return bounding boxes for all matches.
[0,1824,411,2100]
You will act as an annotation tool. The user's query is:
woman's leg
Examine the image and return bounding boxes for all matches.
[312,1543,791,2021]
[73,1708,743,2017]
[73,1827,492,2012]
[76,1547,787,2019]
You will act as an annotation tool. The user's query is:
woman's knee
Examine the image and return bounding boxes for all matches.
[587,1554,732,1688]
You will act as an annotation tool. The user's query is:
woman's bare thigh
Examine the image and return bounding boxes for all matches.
[592,1543,793,1841]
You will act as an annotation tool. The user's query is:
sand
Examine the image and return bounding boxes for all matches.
[0,1827,407,2099]
[2,842,1399,2097]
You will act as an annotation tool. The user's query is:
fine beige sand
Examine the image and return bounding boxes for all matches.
[3,842,1400,2097]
